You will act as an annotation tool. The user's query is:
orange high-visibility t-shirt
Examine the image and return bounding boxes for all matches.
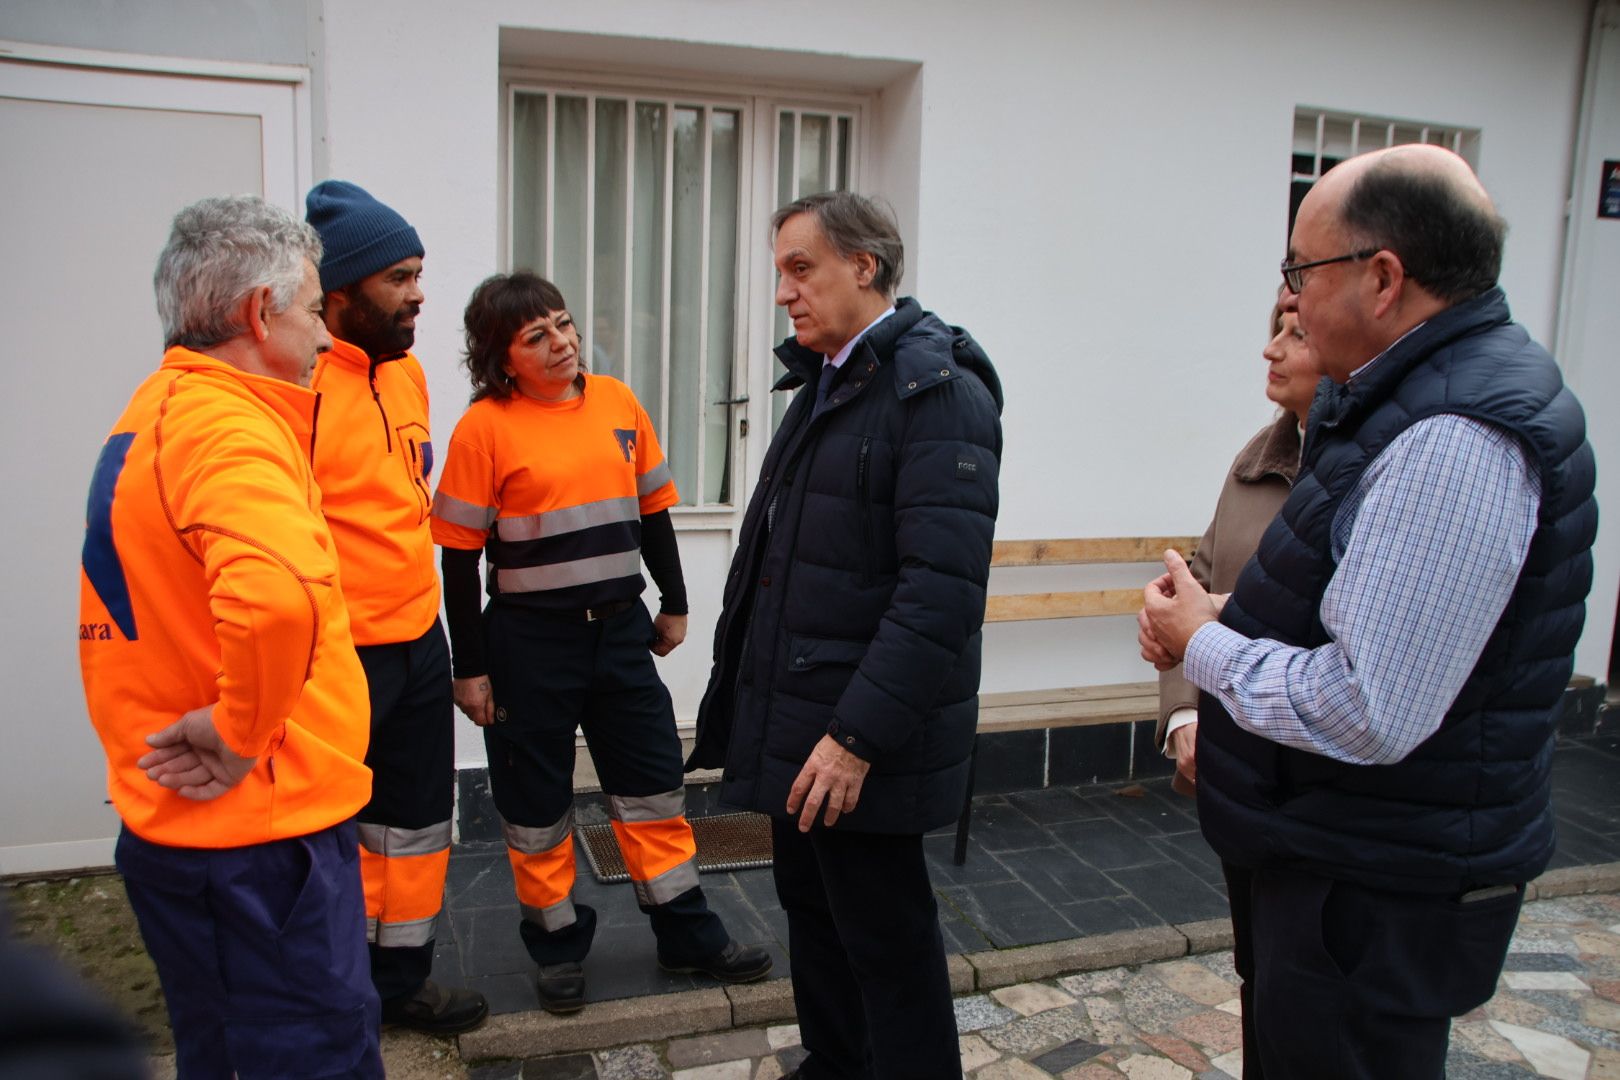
[432,374,677,612]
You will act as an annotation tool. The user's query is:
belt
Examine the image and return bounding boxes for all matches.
[552,599,635,623]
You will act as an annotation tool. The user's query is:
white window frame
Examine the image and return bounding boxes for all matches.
[498,66,872,533]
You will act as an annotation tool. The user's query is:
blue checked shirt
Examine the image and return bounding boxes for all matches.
[1184,411,1541,766]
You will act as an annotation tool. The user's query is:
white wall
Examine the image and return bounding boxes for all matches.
[0,1,1603,871]
[1558,0,1620,682]
[312,0,1599,768]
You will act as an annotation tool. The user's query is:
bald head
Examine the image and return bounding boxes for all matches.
[1313,144,1506,304]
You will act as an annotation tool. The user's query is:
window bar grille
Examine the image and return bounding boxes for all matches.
[1313,111,1326,180]
[583,95,597,375]
[544,94,557,279]
[1350,117,1362,158]
[694,107,715,505]
[791,111,802,202]
[620,99,635,390]
[505,87,516,272]
[828,115,841,198]
[658,100,675,444]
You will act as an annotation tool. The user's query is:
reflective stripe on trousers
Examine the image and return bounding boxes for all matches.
[608,789,701,907]
[358,821,451,948]
[504,810,579,931]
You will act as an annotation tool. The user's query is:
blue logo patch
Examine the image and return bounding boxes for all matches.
[613,429,637,463]
[83,432,139,641]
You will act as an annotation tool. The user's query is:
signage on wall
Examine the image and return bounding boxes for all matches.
[1602,160,1620,220]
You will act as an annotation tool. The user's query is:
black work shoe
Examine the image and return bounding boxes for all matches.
[381,979,489,1035]
[536,961,586,1015]
[659,940,773,983]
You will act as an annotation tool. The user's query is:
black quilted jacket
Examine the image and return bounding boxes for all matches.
[688,298,1004,833]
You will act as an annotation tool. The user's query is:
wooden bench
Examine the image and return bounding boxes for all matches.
[954,536,1199,863]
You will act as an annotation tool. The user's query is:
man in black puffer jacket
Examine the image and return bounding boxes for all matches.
[690,192,1002,1080]
[1141,146,1596,1080]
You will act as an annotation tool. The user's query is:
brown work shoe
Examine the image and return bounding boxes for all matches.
[381,979,489,1035]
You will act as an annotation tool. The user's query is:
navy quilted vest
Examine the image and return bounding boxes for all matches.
[1196,288,1597,894]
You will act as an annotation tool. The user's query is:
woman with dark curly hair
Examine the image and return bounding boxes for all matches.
[431,272,770,1014]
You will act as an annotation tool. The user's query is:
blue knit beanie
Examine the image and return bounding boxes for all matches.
[304,180,425,293]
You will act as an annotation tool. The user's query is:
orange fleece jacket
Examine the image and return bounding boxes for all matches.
[308,337,440,646]
[79,347,372,848]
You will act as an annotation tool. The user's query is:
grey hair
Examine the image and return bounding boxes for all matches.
[154,195,323,350]
[771,191,904,297]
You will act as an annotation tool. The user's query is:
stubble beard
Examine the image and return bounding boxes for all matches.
[338,290,416,358]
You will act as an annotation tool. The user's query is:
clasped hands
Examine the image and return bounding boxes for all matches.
[138,705,256,801]
[1138,549,1226,671]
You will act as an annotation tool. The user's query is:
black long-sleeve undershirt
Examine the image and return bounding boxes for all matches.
[639,508,688,617]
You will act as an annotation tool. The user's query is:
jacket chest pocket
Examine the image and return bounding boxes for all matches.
[394,421,433,522]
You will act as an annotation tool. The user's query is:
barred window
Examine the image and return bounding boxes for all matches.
[507,80,859,506]
[1289,107,1480,234]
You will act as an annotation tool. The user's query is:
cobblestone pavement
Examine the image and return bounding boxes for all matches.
[477,890,1620,1080]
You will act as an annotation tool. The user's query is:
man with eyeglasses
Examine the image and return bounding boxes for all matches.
[1139,145,1595,1079]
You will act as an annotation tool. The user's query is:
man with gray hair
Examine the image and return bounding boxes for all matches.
[79,194,383,1077]
[691,192,1004,1079]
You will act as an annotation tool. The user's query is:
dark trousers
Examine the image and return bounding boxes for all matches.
[116,821,383,1080]
[771,817,961,1080]
[485,600,726,966]
[1227,863,1523,1080]
[355,620,455,1003]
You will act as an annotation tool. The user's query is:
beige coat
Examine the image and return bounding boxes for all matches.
[1156,410,1302,747]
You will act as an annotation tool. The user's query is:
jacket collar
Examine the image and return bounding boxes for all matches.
[319,335,409,379]
[1232,410,1304,485]
[159,345,319,440]
[1316,287,1511,433]
[772,297,926,391]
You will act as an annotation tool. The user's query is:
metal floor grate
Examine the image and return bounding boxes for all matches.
[576,811,773,884]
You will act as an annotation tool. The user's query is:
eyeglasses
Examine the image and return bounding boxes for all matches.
[1280,248,1380,293]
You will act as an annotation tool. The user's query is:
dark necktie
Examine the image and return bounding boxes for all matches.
[813,362,837,417]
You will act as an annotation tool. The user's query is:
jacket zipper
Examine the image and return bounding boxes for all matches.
[308,392,322,463]
[856,436,874,586]
[368,359,393,452]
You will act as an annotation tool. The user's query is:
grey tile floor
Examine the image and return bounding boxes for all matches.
[438,732,1620,1018]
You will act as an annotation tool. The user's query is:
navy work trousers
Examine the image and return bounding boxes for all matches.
[1228,863,1523,1080]
[355,618,455,1003]
[116,821,383,1080]
[484,599,726,967]
[771,817,962,1080]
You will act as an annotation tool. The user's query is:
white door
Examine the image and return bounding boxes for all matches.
[0,50,309,874]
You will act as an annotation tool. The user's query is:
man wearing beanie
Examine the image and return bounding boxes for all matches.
[305,180,487,1035]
